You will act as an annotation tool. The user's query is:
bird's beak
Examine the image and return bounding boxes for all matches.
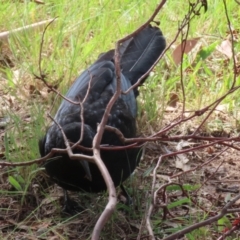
[80,160,92,181]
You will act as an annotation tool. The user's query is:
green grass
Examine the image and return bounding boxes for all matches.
[1,0,240,239]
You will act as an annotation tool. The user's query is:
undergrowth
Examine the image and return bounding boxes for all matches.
[0,0,240,239]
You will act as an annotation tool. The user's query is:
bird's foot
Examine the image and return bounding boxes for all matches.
[120,184,133,206]
[62,190,84,215]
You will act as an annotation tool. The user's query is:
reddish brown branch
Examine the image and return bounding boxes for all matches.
[162,194,240,240]
[91,1,167,239]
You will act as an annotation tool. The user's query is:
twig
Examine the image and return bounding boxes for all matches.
[222,0,237,87]
[146,155,164,240]
[170,146,229,179]
[162,194,240,240]
[179,3,192,116]
[91,1,167,239]
[70,71,94,150]
[0,18,57,41]
[38,18,57,78]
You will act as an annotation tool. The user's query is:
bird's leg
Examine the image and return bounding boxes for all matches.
[120,184,133,206]
[62,190,73,213]
[62,190,83,215]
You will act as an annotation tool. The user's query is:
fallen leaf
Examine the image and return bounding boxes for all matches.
[216,39,232,59]
[172,37,201,65]
[174,141,194,171]
[175,154,190,171]
[41,196,59,205]
[168,92,179,107]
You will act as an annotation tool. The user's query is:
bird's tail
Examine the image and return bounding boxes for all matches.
[120,25,166,95]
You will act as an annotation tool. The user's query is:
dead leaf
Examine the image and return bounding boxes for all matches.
[216,39,232,59]
[168,92,179,107]
[172,37,201,65]
[175,140,195,150]
[176,154,190,171]
[174,141,194,171]
[39,88,49,99]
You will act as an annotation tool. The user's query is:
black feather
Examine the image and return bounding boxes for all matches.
[39,25,166,208]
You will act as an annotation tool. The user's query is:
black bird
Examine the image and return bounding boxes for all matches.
[39,25,166,211]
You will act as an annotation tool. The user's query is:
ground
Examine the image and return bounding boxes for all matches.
[1,103,240,239]
[1,0,240,239]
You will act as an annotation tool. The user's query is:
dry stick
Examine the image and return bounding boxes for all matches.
[221,142,240,151]
[170,146,228,179]
[192,0,238,135]
[218,225,240,240]
[147,147,191,236]
[1,133,240,167]
[125,20,222,140]
[36,55,240,159]
[2,0,237,163]
[145,85,240,140]
[146,2,239,235]
[179,6,191,116]
[193,102,222,135]
[222,0,237,88]
[0,18,57,41]
[137,191,150,240]
[34,17,82,108]
[123,0,202,95]
[162,193,240,240]
[146,141,233,238]
[226,208,240,213]
[71,72,94,150]
[90,27,125,240]
[2,18,82,161]
[38,18,57,78]
[120,0,167,95]
[104,125,125,144]
[36,17,92,154]
[195,153,227,195]
[91,1,167,239]
[0,153,55,167]
[2,44,240,167]
[100,133,240,153]
[146,155,164,239]
[177,0,204,114]
[82,133,240,151]
[141,0,235,138]
[154,183,191,219]
[34,74,81,105]
[34,21,88,166]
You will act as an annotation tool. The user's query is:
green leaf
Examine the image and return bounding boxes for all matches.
[8,176,22,191]
[167,197,191,209]
[197,41,218,61]
[218,216,231,232]
[166,184,199,191]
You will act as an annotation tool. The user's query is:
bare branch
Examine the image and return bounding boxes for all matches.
[91,1,167,239]
[0,18,57,41]
[222,0,237,87]
[162,194,240,240]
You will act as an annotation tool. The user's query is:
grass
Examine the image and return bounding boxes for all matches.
[1,0,240,239]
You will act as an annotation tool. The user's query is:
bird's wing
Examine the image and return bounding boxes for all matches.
[120,25,166,85]
[54,59,136,126]
[43,59,137,153]
[55,61,115,125]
